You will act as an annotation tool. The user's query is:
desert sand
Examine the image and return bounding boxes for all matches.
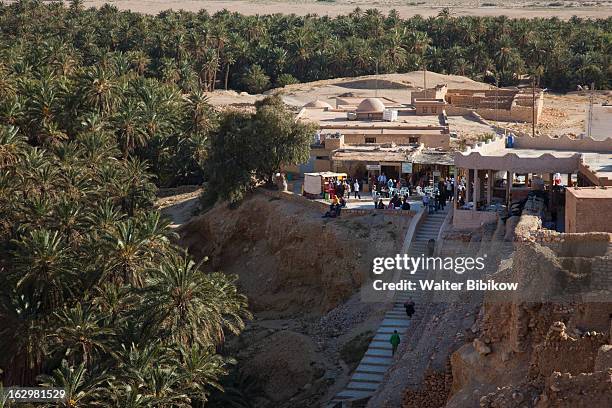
[77,0,612,19]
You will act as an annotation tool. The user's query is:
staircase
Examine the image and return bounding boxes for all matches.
[327,206,450,407]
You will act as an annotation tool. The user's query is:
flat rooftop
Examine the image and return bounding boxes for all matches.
[299,107,445,127]
[465,146,580,158]
[330,144,417,163]
[567,186,612,199]
[320,128,447,136]
[456,135,612,183]
[582,152,612,181]
[590,105,612,141]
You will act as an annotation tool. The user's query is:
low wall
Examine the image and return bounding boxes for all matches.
[514,134,612,153]
[258,189,416,217]
[452,208,499,230]
[444,93,543,123]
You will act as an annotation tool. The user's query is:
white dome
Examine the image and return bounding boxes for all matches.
[356,98,385,113]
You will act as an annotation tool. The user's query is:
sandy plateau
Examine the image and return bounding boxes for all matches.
[78,0,612,19]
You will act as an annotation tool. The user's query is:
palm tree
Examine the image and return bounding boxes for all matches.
[178,345,231,405]
[48,304,115,368]
[143,251,251,347]
[112,99,145,159]
[78,66,117,115]
[0,289,48,386]
[38,360,110,407]
[12,229,74,311]
[0,125,27,168]
[103,219,151,286]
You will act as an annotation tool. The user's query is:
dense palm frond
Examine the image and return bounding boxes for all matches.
[143,251,251,347]
[37,360,111,407]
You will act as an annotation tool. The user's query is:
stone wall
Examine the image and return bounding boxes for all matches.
[452,208,499,230]
[528,322,608,381]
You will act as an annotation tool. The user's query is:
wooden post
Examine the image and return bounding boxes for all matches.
[473,169,480,211]
[487,169,493,205]
[466,169,472,205]
[549,173,554,211]
[454,169,460,208]
[506,171,513,205]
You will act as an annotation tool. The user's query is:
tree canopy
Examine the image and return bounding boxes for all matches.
[203,96,316,205]
[0,124,251,404]
[0,1,608,95]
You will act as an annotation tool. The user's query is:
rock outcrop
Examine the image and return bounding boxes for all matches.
[446,215,612,408]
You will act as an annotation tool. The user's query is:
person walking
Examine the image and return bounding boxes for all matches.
[389,330,401,356]
[353,179,361,199]
[403,299,415,318]
[437,190,445,210]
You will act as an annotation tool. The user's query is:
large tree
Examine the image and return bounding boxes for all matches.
[203,95,316,205]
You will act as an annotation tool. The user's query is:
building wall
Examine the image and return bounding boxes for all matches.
[444,90,544,123]
[414,101,446,116]
[314,159,332,172]
[335,133,449,149]
[565,189,612,233]
[356,112,383,120]
[410,85,447,105]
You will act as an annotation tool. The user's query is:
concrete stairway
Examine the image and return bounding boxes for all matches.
[327,206,450,407]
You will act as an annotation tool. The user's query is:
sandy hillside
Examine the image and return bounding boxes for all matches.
[78,0,612,19]
[174,192,411,406]
[178,192,411,314]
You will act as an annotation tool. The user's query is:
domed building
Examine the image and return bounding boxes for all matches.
[355,97,385,119]
[304,100,333,110]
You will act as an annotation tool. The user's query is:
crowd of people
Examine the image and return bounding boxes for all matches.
[321,173,471,218]
[372,173,411,198]
[324,176,362,201]
[422,177,457,214]
[374,193,412,211]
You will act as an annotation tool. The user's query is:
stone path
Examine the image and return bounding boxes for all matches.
[327,205,450,407]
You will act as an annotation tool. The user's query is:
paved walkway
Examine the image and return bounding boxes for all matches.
[327,205,450,407]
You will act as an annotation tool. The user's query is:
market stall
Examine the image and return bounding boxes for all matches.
[303,172,348,199]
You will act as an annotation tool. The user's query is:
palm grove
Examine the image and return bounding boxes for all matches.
[0,1,317,407]
[0,0,609,406]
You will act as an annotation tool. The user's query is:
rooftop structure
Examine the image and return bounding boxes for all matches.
[304,99,333,109]
[356,97,386,113]
[411,83,545,124]
[565,187,612,233]
[335,96,401,110]
[453,134,612,230]
[291,97,453,185]
[297,98,450,149]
